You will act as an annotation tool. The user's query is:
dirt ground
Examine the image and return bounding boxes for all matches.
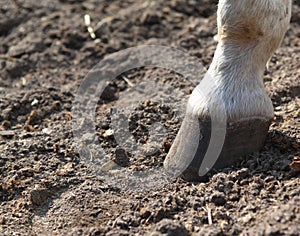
[0,0,300,235]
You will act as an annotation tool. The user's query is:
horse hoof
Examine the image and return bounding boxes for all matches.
[164,116,271,182]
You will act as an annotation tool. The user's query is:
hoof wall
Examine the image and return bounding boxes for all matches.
[164,117,271,182]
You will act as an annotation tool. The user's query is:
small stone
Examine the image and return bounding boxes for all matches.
[31,98,39,106]
[103,129,114,138]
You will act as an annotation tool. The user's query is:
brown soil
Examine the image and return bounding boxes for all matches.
[0,0,299,235]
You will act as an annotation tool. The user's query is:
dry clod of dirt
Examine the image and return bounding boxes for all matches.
[150,219,189,236]
[29,188,51,206]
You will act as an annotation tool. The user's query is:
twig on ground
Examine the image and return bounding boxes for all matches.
[84,14,96,39]
[203,204,213,225]
[122,76,134,87]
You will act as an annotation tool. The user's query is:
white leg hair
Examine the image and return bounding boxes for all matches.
[189,0,292,122]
